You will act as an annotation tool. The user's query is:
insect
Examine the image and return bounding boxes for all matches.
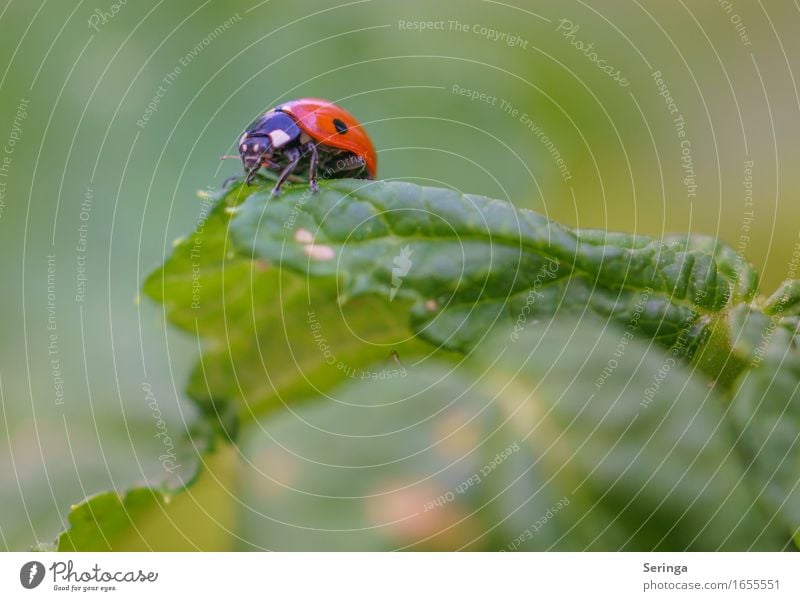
[225,98,377,195]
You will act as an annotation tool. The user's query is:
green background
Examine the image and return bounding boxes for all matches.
[1,0,799,550]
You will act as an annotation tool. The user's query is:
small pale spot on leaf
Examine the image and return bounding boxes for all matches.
[294,228,314,244]
[304,244,335,261]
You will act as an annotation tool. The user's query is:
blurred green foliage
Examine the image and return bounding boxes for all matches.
[2,0,800,550]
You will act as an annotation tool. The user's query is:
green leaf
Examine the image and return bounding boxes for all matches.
[662,233,759,304]
[135,178,800,550]
[230,179,755,362]
[143,184,433,428]
[762,279,800,317]
[144,178,767,429]
[53,443,239,551]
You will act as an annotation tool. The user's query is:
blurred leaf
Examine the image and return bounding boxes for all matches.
[236,318,785,550]
[235,362,523,551]
[479,318,784,550]
[0,411,199,551]
[53,443,239,551]
[728,307,800,546]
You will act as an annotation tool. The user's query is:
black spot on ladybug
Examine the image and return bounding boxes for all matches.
[333,118,348,134]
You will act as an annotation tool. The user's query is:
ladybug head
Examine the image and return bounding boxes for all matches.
[239,110,303,165]
[238,135,272,171]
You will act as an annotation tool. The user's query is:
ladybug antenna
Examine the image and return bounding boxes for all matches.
[219,155,239,160]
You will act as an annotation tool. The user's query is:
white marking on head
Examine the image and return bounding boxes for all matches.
[269,129,292,148]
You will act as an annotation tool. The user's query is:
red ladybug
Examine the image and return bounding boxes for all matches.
[231,98,377,194]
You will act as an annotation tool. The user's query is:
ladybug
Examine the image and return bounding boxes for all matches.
[230,98,377,195]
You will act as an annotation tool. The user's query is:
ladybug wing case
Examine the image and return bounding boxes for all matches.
[280,98,377,177]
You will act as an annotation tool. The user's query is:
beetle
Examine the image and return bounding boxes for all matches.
[227,98,377,195]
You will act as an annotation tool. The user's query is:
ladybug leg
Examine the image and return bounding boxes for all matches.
[307,142,319,193]
[271,147,302,196]
[261,157,282,171]
[245,155,283,186]
[244,162,260,186]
